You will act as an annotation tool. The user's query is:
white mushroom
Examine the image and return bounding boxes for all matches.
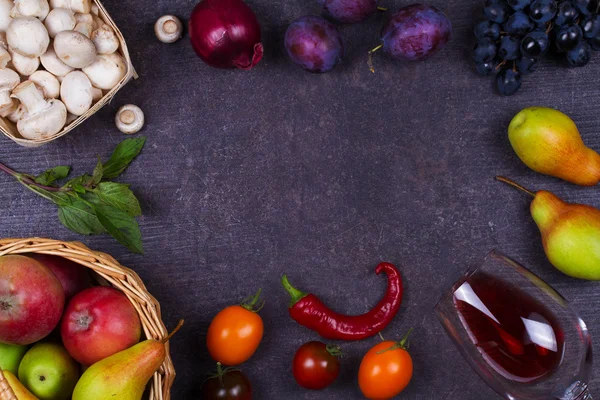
[65,111,77,124]
[9,49,40,76]
[91,23,117,54]
[90,3,98,15]
[49,0,91,14]
[90,85,101,102]
[154,15,183,44]
[0,32,9,68]
[82,52,125,90]
[11,80,67,139]
[0,68,20,115]
[74,21,92,37]
[74,12,95,27]
[0,0,13,32]
[0,32,7,49]
[7,17,50,58]
[44,8,75,38]
[29,70,60,98]
[115,104,144,134]
[60,70,92,115]
[53,30,96,68]
[11,0,50,21]
[40,44,73,76]
[6,101,24,121]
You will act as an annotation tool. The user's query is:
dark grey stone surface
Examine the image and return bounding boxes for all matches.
[1,0,600,398]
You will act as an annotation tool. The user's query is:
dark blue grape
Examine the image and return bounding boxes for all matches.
[496,69,522,95]
[587,33,600,49]
[555,1,579,25]
[317,0,378,23]
[284,16,344,73]
[484,0,512,23]
[521,30,550,57]
[516,56,538,73]
[474,58,501,75]
[555,24,583,51]
[503,12,534,34]
[529,0,558,23]
[498,35,522,59]
[473,37,498,62]
[573,0,597,16]
[474,20,502,40]
[566,41,592,65]
[507,0,532,10]
[580,15,600,38]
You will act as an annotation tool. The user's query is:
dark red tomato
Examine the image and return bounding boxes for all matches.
[202,365,252,400]
[292,341,341,390]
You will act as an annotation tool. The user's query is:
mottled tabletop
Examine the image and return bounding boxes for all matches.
[2,0,600,398]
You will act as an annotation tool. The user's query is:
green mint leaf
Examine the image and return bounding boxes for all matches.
[28,186,70,206]
[91,158,103,186]
[35,166,71,186]
[83,182,142,217]
[93,203,143,254]
[102,137,147,180]
[64,174,92,189]
[58,196,106,235]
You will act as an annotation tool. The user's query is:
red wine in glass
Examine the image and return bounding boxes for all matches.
[435,251,593,400]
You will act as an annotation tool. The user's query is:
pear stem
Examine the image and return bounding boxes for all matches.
[162,319,184,343]
[496,176,536,197]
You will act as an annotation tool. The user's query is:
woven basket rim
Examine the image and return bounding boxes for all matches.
[0,238,174,400]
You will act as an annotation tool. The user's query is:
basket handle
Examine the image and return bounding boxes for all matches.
[0,369,17,400]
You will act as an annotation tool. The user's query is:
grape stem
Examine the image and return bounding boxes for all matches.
[377,6,388,11]
[368,44,383,73]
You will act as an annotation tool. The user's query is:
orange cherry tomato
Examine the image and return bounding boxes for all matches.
[207,289,264,366]
[358,330,413,400]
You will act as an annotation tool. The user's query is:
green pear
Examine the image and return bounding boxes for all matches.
[0,343,28,375]
[2,369,39,399]
[72,320,183,400]
[508,107,600,186]
[498,176,600,280]
[18,343,79,400]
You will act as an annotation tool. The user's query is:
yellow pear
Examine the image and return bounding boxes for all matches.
[2,369,38,400]
[72,320,183,400]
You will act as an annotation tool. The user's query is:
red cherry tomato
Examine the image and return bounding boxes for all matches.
[202,363,252,400]
[292,341,341,390]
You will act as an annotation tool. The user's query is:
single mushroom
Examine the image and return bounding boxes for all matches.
[8,49,40,76]
[53,30,96,68]
[7,17,50,57]
[0,34,10,68]
[154,15,182,44]
[90,3,98,15]
[74,21,93,37]
[82,52,125,90]
[74,12,95,28]
[91,23,118,54]
[65,111,77,125]
[44,8,75,38]
[40,44,73,76]
[11,80,67,139]
[0,68,20,116]
[3,99,20,119]
[49,0,91,14]
[60,70,92,115]
[115,104,144,134]
[90,85,101,102]
[0,0,12,32]
[29,70,60,98]
[11,0,50,21]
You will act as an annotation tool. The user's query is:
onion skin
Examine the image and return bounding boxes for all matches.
[189,0,264,70]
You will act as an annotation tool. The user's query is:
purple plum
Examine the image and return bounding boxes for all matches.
[317,0,379,23]
[285,16,344,73]
[380,4,452,61]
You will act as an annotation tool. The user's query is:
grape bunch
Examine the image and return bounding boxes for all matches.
[473,0,600,95]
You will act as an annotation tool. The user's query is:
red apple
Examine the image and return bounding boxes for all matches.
[0,255,65,345]
[61,286,141,365]
[28,254,92,300]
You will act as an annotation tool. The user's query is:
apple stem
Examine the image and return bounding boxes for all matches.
[496,176,536,197]
[162,319,184,343]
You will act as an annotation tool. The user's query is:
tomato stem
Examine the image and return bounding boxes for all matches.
[376,328,414,354]
[241,288,265,312]
[281,275,309,307]
[326,344,343,357]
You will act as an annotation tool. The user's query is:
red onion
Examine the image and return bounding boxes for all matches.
[189,0,264,70]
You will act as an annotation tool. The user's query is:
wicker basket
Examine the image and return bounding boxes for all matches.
[0,1,137,148]
[0,238,174,400]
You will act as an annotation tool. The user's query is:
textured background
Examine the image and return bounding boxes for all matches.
[1,0,600,398]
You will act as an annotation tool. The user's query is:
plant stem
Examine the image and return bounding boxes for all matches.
[368,44,383,73]
[0,160,68,192]
[162,319,184,343]
[377,6,388,11]
[496,176,536,197]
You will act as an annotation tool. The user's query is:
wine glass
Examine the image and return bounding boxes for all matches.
[435,250,593,400]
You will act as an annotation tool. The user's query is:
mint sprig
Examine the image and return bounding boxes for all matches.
[0,137,147,254]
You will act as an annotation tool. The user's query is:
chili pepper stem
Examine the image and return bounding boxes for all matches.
[496,176,536,197]
[241,288,265,312]
[281,275,308,307]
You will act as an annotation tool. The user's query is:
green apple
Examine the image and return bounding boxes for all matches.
[0,342,28,375]
[18,343,79,400]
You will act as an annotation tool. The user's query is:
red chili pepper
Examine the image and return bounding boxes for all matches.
[281,262,403,341]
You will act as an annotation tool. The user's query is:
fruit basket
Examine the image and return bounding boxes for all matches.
[0,238,174,400]
[0,1,137,148]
